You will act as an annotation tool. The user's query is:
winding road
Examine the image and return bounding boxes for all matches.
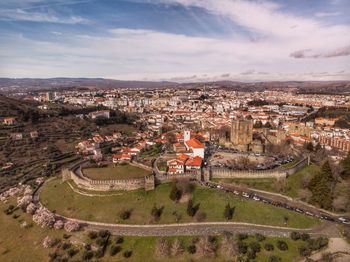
[33,177,342,237]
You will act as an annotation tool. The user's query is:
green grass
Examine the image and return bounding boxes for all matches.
[0,200,69,262]
[40,178,320,228]
[212,177,277,192]
[285,164,320,198]
[0,200,306,262]
[82,164,151,180]
[213,164,321,199]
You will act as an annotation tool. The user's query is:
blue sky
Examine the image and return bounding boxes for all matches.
[0,0,349,81]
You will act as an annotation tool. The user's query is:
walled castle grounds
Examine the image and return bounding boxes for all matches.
[40,176,319,228]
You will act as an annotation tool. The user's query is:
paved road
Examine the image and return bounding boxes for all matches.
[33,178,341,237]
[78,221,339,237]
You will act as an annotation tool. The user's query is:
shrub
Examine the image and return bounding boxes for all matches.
[249,241,261,253]
[290,231,301,240]
[94,248,104,258]
[224,203,235,220]
[81,250,94,261]
[171,239,184,256]
[237,241,248,254]
[307,237,328,251]
[169,183,182,202]
[255,233,266,242]
[119,209,131,220]
[115,236,124,244]
[187,244,196,254]
[195,211,207,222]
[301,233,310,241]
[269,255,282,262]
[88,231,98,240]
[123,250,132,258]
[155,238,170,257]
[195,236,217,257]
[67,248,78,257]
[62,242,72,250]
[237,233,248,241]
[264,243,274,251]
[276,240,288,251]
[96,237,107,247]
[110,245,121,256]
[98,230,109,238]
[299,246,311,257]
[186,199,199,217]
[151,205,163,221]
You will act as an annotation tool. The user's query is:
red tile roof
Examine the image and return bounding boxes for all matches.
[185,138,205,149]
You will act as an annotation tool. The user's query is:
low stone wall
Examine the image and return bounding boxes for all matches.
[62,162,155,191]
[210,168,286,179]
[208,156,310,180]
[156,171,199,184]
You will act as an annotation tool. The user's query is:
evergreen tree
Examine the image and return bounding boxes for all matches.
[341,152,350,178]
[224,203,235,220]
[308,161,335,210]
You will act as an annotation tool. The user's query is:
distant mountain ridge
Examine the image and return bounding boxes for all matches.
[0,78,349,94]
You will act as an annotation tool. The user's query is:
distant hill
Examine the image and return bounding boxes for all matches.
[0,94,41,119]
[0,78,349,94]
[0,78,178,94]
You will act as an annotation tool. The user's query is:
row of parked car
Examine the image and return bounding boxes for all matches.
[199,181,350,225]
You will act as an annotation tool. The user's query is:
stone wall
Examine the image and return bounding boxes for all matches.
[156,172,199,184]
[208,156,309,180]
[62,162,155,191]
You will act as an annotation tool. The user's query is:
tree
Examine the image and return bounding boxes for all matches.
[221,232,238,257]
[155,238,170,257]
[223,203,235,220]
[341,151,350,178]
[308,161,335,210]
[187,199,199,217]
[290,232,301,241]
[169,183,182,202]
[110,245,121,256]
[171,239,184,256]
[255,233,266,242]
[264,243,274,251]
[195,236,217,257]
[276,240,288,251]
[151,205,163,221]
[119,209,131,220]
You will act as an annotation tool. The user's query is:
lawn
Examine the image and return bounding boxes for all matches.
[0,200,68,262]
[40,178,320,228]
[0,199,307,262]
[213,164,321,199]
[82,164,151,180]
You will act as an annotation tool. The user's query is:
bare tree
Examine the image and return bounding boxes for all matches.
[196,236,217,257]
[171,239,184,256]
[155,238,170,257]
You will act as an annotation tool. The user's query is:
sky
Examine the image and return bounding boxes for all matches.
[0,0,349,82]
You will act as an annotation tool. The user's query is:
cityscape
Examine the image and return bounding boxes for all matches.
[0,0,350,262]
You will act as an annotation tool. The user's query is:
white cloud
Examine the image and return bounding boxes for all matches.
[0,28,349,81]
[0,8,89,24]
[315,11,341,17]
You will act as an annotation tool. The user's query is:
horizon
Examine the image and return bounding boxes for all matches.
[0,0,349,81]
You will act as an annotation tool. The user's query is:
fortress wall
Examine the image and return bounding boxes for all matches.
[62,163,154,191]
[211,168,287,179]
[209,156,309,180]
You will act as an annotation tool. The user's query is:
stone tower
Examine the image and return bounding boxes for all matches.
[230,119,253,147]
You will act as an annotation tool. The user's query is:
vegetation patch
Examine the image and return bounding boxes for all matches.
[82,163,150,180]
[40,178,320,228]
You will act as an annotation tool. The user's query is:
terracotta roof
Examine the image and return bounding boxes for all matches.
[177,154,189,162]
[185,138,205,149]
[185,156,203,166]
